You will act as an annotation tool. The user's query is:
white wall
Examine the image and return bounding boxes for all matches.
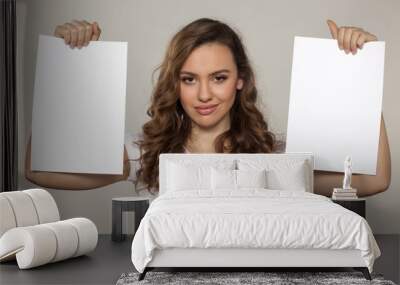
[17,0,400,234]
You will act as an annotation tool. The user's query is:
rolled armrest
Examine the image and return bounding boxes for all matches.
[0,188,60,237]
[0,218,98,269]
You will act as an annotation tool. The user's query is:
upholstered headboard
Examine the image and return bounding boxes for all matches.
[159,153,314,195]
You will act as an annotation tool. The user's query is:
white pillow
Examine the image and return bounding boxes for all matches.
[211,168,236,190]
[237,169,267,188]
[167,161,211,191]
[211,168,268,190]
[238,159,310,192]
[266,161,308,191]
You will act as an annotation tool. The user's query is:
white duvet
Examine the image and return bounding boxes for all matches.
[131,189,380,273]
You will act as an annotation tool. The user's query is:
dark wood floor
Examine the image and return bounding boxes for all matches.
[0,234,398,285]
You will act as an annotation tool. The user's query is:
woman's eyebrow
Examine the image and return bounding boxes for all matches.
[210,69,230,76]
[180,69,231,76]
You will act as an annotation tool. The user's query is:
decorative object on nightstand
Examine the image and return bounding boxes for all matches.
[332,198,366,218]
[112,196,150,242]
[332,188,358,199]
[332,155,358,200]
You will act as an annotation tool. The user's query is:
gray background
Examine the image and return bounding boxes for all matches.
[17,0,400,234]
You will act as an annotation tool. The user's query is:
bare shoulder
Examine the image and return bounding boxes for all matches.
[273,132,286,153]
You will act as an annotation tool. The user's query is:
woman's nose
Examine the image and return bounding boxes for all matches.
[198,80,212,102]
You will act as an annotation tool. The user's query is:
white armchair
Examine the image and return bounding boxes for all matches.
[0,188,98,269]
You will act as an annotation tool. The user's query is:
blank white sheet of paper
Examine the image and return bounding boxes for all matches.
[286,36,385,175]
[31,35,128,175]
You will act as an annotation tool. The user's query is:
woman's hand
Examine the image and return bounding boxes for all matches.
[326,19,378,55]
[54,20,101,49]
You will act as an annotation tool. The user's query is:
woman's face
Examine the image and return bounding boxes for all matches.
[179,42,243,130]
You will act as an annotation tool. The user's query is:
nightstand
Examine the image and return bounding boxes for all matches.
[331,198,366,218]
[112,196,150,242]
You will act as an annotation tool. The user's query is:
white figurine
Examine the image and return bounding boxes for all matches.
[342,155,352,190]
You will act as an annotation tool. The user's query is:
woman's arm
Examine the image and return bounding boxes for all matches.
[314,114,391,197]
[23,20,129,190]
[25,135,131,190]
[313,21,391,197]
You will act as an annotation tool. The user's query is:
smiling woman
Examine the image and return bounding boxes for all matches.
[179,44,244,152]
[136,18,277,193]
[25,17,390,198]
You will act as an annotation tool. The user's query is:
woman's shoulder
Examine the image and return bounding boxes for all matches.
[273,133,286,153]
[124,131,160,195]
[124,131,144,184]
[124,131,143,160]
[125,131,143,142]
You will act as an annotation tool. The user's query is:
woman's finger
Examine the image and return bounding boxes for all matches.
[356,31,377,50]
[54,24,66,39]
[343,28,353,53]
[350,31,362,54]
[71,20,86,48]
[91,21,101,41]
[64,23,79,48]
[365,32,378,42]
[62,25,71,45]
[337,27,345,50]
[54,24,70,45]
[81,20,93,46]
[326,19,338,39]
[356,33,367,49]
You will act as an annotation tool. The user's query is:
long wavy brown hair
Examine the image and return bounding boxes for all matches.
[132,18,280,194]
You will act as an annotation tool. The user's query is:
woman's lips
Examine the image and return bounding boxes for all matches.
[195,105,218,115]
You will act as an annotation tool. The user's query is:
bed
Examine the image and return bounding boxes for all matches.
[130,153,381,281]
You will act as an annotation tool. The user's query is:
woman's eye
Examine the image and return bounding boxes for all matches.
[181,77,195,84]
[214,76,227,83]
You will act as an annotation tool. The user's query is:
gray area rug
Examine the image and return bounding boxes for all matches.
[116,271,397,285]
